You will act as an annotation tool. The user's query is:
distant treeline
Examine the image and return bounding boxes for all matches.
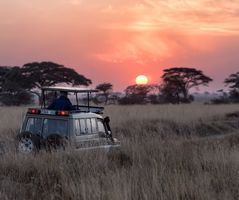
[0,62,238,105]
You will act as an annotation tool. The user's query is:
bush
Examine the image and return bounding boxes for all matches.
[229,90,239,103]
[211,97,230,104]
[118,95,146,105]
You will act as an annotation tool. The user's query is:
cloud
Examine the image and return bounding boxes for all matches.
[83,0,239,65]
[97,0,239,34]
[1,0,239,90]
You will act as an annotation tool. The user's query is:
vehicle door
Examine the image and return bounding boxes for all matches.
[23,117,43,136]
[42,118,69,139]
[74,118,101,149]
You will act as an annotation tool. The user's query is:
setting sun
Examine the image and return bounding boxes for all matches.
[136,75,148,85]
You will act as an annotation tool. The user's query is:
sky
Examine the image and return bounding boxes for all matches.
[0,0,239,92]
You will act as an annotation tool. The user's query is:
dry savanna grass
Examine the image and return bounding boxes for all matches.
[0,104,239,200]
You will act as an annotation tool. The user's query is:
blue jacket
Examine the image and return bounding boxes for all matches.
[48,96,73,110]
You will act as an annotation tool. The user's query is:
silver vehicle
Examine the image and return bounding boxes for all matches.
[16,87,120,154]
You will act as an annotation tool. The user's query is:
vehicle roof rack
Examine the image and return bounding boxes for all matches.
[42,86,98,93]
[41,86,102,113]
[71,105,104,114]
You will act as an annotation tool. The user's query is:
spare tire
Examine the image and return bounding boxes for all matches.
[16,132,41,154]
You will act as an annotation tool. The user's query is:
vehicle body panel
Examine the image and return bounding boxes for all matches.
[19,110,120,151]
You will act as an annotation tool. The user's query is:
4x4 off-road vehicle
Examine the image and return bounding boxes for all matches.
[16,87,120,154]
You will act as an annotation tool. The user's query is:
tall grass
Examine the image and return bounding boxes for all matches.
[0,104,239,200]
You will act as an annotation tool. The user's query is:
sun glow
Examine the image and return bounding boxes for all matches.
[136,75,148,85]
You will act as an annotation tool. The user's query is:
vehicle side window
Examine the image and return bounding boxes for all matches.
[86,119,92,134]
[91,119,97,134]
[75,118,97,135]
[74,120,80,136]
[25,118,42,134]
[43,119,68,137]
[97,119,106,133]
[79,119,86,135]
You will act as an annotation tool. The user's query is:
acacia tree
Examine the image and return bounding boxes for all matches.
[22,61,92,100]
[225,72,239,89]
[160,81,182,104]
[0,67,11,92]
[2,67,33,92]
[0,62,92,105]
[95,82,113,104]
[0,66,33,105]
[224,72,239,102]
[161,67,212,103]
[119,84,155,104]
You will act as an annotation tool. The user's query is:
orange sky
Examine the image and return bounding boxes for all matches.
[0,0,239,91]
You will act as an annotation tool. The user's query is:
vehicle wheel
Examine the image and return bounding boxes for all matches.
[46,134,68,152]
[16,132,40,154]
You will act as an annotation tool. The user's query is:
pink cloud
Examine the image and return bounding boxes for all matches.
[0,0,239,91]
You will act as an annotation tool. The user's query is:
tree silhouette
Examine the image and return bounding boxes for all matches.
[224,72,239,102]
[0,62,92,105]
[0,66,33,105]
[2,67,32,92]
[95,82,113,104]
[225,72,239,89]
[119,84,155,104]
[161,67,212,103]
[160,81,182,104]
[22,61,92,99]
[0,67,11,92]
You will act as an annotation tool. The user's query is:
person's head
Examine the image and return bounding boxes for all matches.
[60,91,68,97]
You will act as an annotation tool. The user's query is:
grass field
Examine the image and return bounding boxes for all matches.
[1,104,239,200]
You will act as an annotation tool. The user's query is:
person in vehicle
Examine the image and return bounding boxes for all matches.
[48,91,73,110]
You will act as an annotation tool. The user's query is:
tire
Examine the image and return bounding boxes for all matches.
[16,132,40,154]
[45,134,68,152]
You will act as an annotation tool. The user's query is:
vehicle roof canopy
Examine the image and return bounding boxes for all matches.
[42,86,98,93]
[41,86,103,114]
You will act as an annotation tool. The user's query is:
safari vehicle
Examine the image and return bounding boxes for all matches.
[16,86,120,154]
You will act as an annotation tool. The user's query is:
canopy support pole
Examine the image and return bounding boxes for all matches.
[76,92,79,109]
[42,90,46,108]
[87,92,90,112]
